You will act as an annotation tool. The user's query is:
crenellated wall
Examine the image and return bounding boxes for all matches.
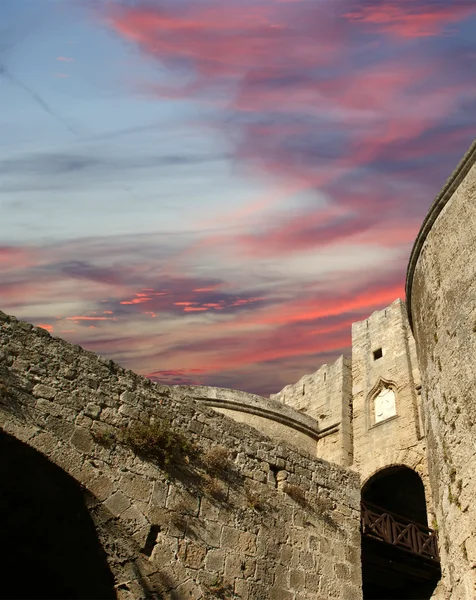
[270,355,353,467]
[407,139,476,600]
[270,299,434,525]
[350,299,429,489]
[0,310,362,600]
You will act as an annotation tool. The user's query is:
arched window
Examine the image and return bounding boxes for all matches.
[368,378,398,427]
[374,387,397,423]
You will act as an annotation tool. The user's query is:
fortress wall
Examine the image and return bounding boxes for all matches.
[407,141,476,600]
[170,385,320,457]
[351,300,430,494]
[270,356,353,467]
[0,310,362,600]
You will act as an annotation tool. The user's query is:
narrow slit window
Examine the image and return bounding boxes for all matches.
[142,525,160,557]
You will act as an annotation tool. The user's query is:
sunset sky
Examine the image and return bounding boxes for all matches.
[1,0,475,396]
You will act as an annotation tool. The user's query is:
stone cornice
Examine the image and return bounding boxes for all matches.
[406,139,476,330]
[169,384,327,440]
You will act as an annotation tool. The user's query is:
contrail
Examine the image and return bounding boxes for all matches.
[0,63,78,136]
[0,9,78,136]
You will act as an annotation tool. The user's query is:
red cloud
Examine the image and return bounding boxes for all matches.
[36,323,54,332]
[106,3,336,81]
[0,246,36,271]
[344,1,476,38]
[103,0,474,232]
[65,315,117,322]
[120,291,168,305]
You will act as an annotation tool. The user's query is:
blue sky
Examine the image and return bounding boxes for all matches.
[1,0,475,395]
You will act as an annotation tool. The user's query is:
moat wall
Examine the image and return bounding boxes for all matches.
[407,140,476,600]
[0,310,362,600]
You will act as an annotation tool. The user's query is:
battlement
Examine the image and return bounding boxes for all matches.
[268,300,428,484]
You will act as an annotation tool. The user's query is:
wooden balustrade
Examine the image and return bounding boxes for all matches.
[361,500,439,562]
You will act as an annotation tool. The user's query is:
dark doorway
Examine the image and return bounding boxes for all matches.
[0,430,116,599]
[361,466,441,600]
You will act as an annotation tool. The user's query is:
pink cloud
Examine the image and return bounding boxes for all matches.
[65,315,117,322]
[0,246,36,271]
[344,1,476,39]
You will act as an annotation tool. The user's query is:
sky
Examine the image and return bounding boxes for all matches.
[1,0,475,397]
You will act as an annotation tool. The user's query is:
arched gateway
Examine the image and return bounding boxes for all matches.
[361,466,441,600]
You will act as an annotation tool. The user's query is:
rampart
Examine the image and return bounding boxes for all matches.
[406,139,476,600]
[0,310,362,600]
[171,385,321,458]
[270,355,352,466]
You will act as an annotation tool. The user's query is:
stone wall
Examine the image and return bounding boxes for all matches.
[0,310,362,600]
[350,299,429,492]
[407,139,476,600]
[172,385,320,458]
[270,356,353,467]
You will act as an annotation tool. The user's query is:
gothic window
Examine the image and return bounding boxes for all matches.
[374,387,397,424]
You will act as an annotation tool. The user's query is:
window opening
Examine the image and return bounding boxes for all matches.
[373,348,383,360]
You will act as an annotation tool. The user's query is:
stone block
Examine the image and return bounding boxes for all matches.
[32,383,56,399]
[178,540,206,570]
[70,426,94,453]
[120,505,148,532]
[205,548,225,572]
[89,474,115,502]
[166,485,199,516]
[270,586,293,600]
[104,491,131,517]
[120,472,152,503]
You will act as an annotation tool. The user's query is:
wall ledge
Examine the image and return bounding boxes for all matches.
[169,384,329,440]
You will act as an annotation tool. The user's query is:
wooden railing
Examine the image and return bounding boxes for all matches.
[361,500,439,562]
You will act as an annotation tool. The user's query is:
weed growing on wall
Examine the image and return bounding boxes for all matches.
[121,420,198,466]
[245,488,268,512]
[203,445,232,477]
[283,483,307,507]
[91,428,116,447]
[203,475,227,502]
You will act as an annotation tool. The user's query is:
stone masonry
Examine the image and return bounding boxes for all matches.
[0,310,362,600]
[407,139,476,599]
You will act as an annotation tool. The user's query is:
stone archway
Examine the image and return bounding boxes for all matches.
[362,465,428,525]
[0,429,116,600]
[361,465,441,600]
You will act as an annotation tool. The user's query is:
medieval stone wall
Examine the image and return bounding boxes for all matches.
[171,385,320,458]
[270,356,353,467]
[407,141,476,600]
[0,310,362,600]
[350,300,429,491]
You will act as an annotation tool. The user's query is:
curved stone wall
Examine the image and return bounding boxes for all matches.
[0,310,362,600]
[406,139,476,599]
[170,385,320,457]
